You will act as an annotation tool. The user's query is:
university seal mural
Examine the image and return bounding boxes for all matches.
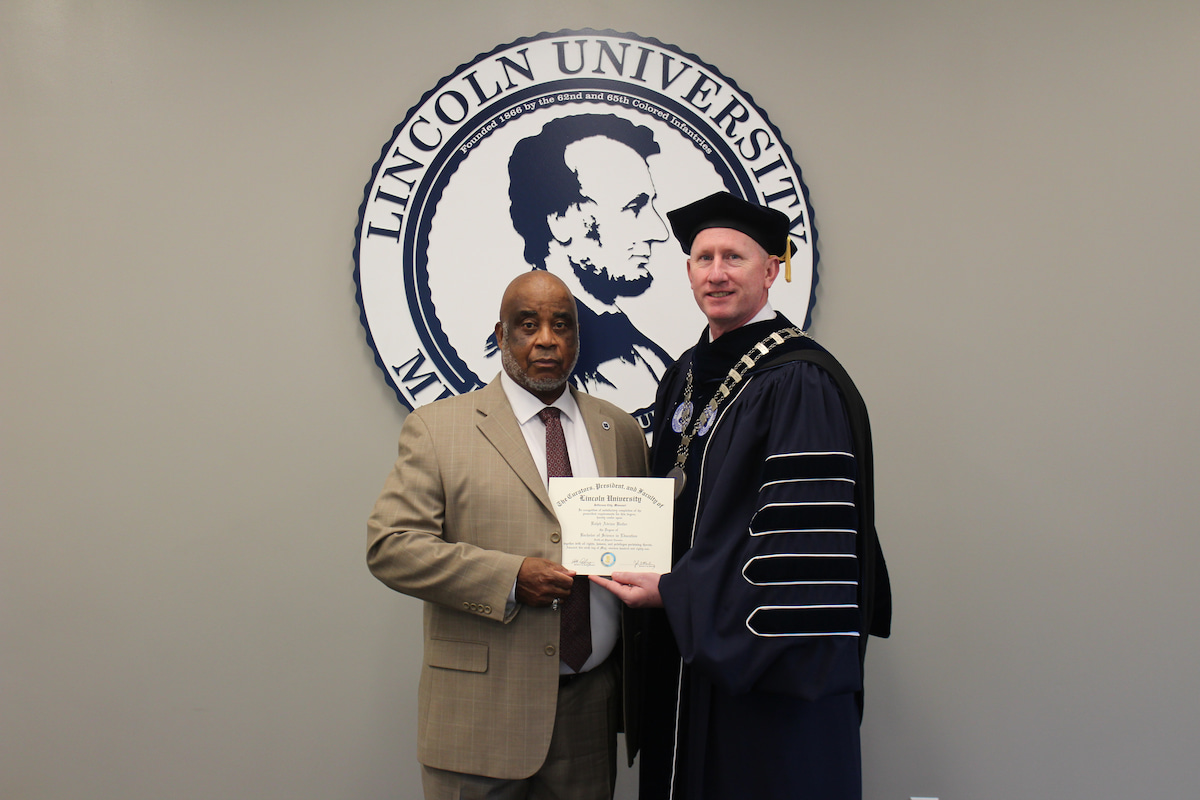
[354,29,818,433]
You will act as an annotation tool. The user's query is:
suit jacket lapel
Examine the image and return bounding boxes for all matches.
[575,387,618,478]
[475,379,554,513]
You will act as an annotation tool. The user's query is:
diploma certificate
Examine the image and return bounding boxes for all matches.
[548,477,674,575]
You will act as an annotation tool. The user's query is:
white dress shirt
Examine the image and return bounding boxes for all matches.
[500,371,620,674]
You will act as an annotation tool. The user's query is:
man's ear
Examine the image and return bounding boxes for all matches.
[764,255,781,288]
[546,205,580,245]
[494,320,505,347]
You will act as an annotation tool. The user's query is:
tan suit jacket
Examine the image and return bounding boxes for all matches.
[368,378,649,780]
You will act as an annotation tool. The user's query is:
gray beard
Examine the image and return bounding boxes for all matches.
[499,326,579,396]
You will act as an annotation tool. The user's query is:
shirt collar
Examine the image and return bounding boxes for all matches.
[706,302,776,343]
[499,370,580,426]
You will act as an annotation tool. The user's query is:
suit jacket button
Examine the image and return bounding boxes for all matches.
[462,602,470,609]
[550,532,561,543]
[545,645,556,657]
[484,605,492,614]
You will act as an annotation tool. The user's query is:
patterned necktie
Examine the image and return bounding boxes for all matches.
[538,407,592,672]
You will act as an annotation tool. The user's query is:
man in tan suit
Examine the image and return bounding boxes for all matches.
[368,271,649,800]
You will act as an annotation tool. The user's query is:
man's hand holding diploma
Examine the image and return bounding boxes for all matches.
[589,572,663,608]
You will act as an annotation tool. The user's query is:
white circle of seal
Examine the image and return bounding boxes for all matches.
[354,29,819,436]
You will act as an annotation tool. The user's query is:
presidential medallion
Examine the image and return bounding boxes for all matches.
[667,465,687,498]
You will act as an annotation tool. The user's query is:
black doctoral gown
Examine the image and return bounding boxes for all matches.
[634,315,891,800]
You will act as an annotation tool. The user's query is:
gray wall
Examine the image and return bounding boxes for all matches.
[3,2,1197,798]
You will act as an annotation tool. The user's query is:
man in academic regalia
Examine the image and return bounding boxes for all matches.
[592,192,891,799]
